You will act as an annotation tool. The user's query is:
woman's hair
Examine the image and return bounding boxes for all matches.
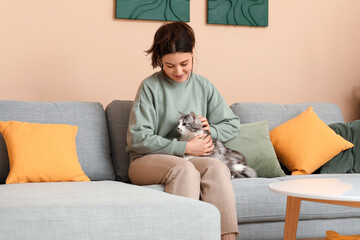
[146,22,195,69]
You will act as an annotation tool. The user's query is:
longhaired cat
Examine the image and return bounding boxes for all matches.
[177,112,257,178]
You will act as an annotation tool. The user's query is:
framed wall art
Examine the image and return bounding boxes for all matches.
[208,0,268,27]
[116,0,190,22]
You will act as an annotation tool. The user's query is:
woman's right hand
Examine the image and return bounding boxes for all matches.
[185,134,214,156]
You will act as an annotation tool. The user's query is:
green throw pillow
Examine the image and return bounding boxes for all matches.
[224,121,286,178]
[320,120,360,174]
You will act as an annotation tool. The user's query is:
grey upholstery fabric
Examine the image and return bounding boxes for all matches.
[228,102,360,239]
[105,101,346,183]
[234,174,360,224]
[0,181,220,240]
[139,102,359,239]
[238,217,360,240]
[105,100,133,182]
[0,100,114,181]
[230,102,344,130]
[0,100,357,240]
[237,177,360,240]
[146,174,360,239]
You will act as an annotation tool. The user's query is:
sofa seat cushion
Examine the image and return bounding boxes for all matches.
[143,175,360,225]
[0,181,220,240]
[233,174,360,224]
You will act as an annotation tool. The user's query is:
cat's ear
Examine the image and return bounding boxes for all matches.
[178,111,185,117]
[190,111,197,120]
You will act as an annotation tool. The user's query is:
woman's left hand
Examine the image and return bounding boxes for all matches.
[198,115,210,132]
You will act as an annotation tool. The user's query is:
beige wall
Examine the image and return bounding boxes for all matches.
[1,0,360,121]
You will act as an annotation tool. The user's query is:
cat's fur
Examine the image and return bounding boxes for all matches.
[177,112,257,178]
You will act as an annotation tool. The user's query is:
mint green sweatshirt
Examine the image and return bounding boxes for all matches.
[126,71,240,161]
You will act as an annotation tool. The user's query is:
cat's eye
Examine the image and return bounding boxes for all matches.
[182,123,186,126]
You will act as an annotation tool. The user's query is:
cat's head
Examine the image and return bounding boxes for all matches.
[177,111,203,138]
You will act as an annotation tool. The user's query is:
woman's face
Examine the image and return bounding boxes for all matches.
[161,52,193,83]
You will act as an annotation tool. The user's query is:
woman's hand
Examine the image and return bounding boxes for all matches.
[198,115,210,132]
[185,134,214,156]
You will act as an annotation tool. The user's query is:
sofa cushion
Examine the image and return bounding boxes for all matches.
[230,102,344,130]
[105,100,133,182]
[106,101,345,181]
[0,181,220,240]
[233,174,360,224]
[0,121,90,184]
[145,174,360,227]
[0,100,114,182]
[269,106,353,175]
[321,120,360,174]
[325,231,360,239]
[224,121,286,178]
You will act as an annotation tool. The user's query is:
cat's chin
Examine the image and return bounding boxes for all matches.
[180,133,194,141]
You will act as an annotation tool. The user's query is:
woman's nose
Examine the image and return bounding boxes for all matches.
[175,66,182,74]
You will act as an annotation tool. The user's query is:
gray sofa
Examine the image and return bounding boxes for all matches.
[228,103,360,239]
[0,100,220,240]
[106,100,360,239]
[0,100,359,240]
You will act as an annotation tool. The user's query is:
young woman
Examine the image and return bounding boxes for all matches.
[126,22,240,240]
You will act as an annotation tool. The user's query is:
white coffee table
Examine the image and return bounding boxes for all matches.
[269,177,360,240]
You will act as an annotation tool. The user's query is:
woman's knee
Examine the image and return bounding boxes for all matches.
[167,160,200,184]
[128,154,193,185]
[165,160,201,199]
[191,157,231,178]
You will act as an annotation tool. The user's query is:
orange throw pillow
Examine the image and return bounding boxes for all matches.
[326,230,360,240]
[0,121,90,184]
[270,106,354,175]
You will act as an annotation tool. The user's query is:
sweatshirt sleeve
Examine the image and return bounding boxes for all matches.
[126,86,187,160]
[206,82,240,142]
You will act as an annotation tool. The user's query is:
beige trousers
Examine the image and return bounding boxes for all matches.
[128,154,239,235]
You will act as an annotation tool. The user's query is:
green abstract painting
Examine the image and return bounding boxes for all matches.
[116,0,190,22]
[208,0,268,27]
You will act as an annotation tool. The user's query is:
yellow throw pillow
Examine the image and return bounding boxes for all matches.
[326,230,360,240]
[269,106,354,175]
[0,121,90,184]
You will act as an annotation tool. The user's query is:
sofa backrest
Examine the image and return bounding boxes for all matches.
[105,100,133,183]
[230,102,344,130]
[105,101,345,183]
[0,100,115,183]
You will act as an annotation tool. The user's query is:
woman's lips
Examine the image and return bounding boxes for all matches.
[175,74,185,79]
